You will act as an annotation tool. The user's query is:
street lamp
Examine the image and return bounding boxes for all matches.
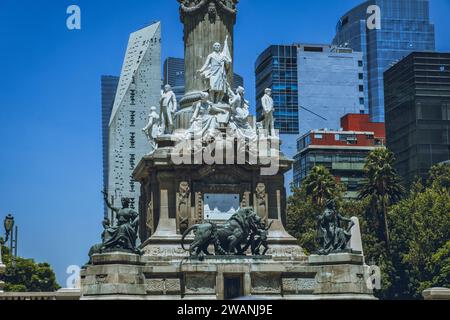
[3,214,18,259]
[4,214,14,242]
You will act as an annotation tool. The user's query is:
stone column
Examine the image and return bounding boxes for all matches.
[150,189,179,241]
[264,189,298,246]
[178,0,238,108]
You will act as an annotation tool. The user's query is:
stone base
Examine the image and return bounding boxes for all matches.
[80,251,375,300]
[80,253,146,299]
[308,253,373,297]
[422,287,450,300]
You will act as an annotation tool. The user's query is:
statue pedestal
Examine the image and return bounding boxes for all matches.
[308,253,376,299]
[80,252,147,300]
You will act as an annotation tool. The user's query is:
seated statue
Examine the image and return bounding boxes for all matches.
[88,192,141,263]
[317,200,355,255]
[186,91,227,142]
[227,86,257,155]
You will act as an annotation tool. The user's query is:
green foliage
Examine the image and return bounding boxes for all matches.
[287,165,345,254]
[301,165,345,208]
[1,246,60,292]
[386,173,450,298]
[286,157,449,300]
[358,148,405,248]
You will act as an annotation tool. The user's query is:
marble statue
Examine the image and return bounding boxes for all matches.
[261,88,275,136]
[187,91,227,141]
[142,106,160,152]
[181,208,264,257]
[228,86,257,141]
[197,36,232,104]
[160,84,177,134]
[317,200,355,255]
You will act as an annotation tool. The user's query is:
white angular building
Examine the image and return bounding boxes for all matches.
[107,22,161,220]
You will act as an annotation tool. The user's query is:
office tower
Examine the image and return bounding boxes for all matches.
[294,114,385,198]
[384,51,450,186]
[255,44,365,192]
[333,0,435,122]
[163,57,185,103]
[101,75,120,216]
[163,57,244,107]
[255,45,299,135]
[107,22,162,220]
[296,44,365,136]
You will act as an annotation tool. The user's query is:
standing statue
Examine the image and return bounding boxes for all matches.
[261,88,275,136]
[160,84,177,134]
[316,200,355,255]
[197,36,232,104]
[187,91,227,141]
[142,106,160,152]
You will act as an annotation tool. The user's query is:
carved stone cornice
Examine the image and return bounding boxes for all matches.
[178,0,239,22]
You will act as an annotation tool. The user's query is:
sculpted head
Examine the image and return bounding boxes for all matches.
[150,106,157,112]
[265,88,272,96]
[121,198,131,209]
[164,84,172,92]
[213,42,221,52]
[236,86,245,96]
[200,91,210,101]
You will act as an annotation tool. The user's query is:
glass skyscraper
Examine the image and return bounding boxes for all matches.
[333,0,435,122]
[255,45,299,134]
[384,52,450,187]
[101,75,120,216]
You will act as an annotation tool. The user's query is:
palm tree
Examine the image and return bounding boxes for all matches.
[359,148,405,250]
[303,165,339,208]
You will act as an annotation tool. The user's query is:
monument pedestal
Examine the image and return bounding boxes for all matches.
[308,253,376,299]
[80,253,147,300]
[81,252,375,300]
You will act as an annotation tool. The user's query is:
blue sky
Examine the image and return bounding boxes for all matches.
[0,0,449,286]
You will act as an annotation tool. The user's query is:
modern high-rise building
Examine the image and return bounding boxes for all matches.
[384,51,450,187]
[333,0,436,123]
[296,44,365,136]
[101,75,120,216]
[107,22,162,221]
[294,114,385,198]
[255,45,299,135]
[255,44,366,192]
[163,57,185,103]
[163,57,244,107]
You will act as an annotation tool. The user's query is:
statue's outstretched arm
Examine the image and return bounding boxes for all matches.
[102,191,119,213]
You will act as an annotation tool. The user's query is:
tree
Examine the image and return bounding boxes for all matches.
[0,246,60,292]
[287,165,345,254]
[358,148,405,250]
[302,165,344,208]
[386,170,450,298]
